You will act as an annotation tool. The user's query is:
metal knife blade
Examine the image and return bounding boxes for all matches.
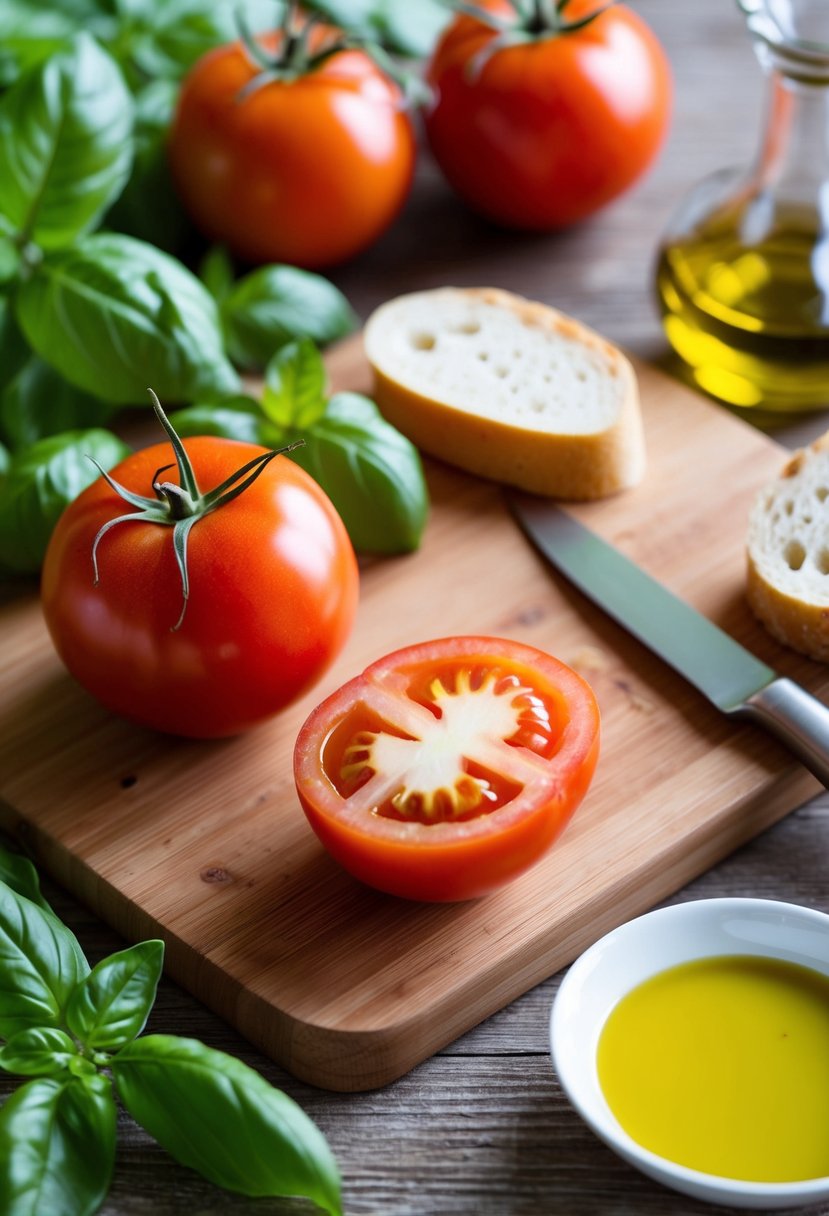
[508,490,829,788]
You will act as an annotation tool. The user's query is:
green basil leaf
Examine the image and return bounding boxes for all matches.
[0,1027,79,1077]
[0,880,89,1040]
[198,245,235,306]
[263,339,327,429]
[223,265,357,370]
[0,428,129,573]
[0,1076,116,1216]
[305,0,449,55]
[167,399,268,445]
[66,941,163,1053]
[290,391,428,553]
[0,849,52,914]
[104,80,187,253]
[0,441,9,480]
[16,234,241,406]
[0,297,31,398]
[1,357,113,452]
[0,34,133,251]
[112,1035,341,1215]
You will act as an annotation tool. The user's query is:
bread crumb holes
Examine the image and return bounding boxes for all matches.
[785,540,806,571]
[411,332,435,351]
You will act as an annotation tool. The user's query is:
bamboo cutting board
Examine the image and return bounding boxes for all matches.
[2,336,828,1092]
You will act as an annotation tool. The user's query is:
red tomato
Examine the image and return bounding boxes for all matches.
[41,438,358,738]
[294,636,600,901]
[424,0,672,229]
[168,31,416,269]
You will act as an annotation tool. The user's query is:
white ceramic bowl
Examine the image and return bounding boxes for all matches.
[550,897,829,1209]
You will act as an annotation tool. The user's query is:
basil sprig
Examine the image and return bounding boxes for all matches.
[0,845,341,1216]
[171,339,430,554]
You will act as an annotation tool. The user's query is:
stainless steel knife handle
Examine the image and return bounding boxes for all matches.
[733,678,829,788]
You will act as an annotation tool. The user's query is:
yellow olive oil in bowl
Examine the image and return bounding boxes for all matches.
[551,899,829,1209]
[597,954,829,1182]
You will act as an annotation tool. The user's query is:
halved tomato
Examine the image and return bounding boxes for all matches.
[293,636,600,901]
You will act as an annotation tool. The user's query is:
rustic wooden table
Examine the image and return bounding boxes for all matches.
[5,1,829,1213]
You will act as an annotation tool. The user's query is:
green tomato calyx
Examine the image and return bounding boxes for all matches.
[456,0,619,77]
[89,389,302,631]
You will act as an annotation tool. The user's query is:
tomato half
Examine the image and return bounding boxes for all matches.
[41,437,358,738]
[424,0,672,229]
[293,637,600,901]
[168,31,416,269]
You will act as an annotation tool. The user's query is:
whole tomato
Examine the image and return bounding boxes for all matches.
[41,408,359,738]
[168,24,416,269]
[424,0,672,229]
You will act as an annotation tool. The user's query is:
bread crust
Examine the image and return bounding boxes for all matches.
[364,287,645,500]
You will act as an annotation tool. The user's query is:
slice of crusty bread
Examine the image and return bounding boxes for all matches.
[746,432,829,662]
[363,287,645,500]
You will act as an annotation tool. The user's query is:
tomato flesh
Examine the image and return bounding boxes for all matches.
[294,637,600,901]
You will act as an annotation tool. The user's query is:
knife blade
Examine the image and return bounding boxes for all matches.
[508,490,829,788]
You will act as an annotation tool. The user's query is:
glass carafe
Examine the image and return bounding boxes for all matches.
[656,0,829,413]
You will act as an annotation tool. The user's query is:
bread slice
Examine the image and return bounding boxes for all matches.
[363,287,645,499]
[746,432,829,661]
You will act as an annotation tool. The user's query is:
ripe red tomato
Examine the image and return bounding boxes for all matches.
[41,437,358,738]
[424,0,672,229]
[294,636,600,901]
[168,30,416,269]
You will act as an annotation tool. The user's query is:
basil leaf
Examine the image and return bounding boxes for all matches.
[0,428,129,573]
[0,297,31,398]
[0,34,133,251]
[104,80,187,253]
[0,1076,116,1216]
[223,266,357,370]
[0,441,9,479]
[290,391,428,552]
[263,339,328,429]
[112,1035,341,1215]
[198,245,235,306]
[16,233,241,406]
[0,1028,79,1078]
[306,0,449,55]
[1,357,113,452]
[66,941,163,1053]
[168,399,267,445]
[0,849,52,914]
[0,881,89,1040]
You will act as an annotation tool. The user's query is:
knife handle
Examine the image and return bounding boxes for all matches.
[736,678,829,789]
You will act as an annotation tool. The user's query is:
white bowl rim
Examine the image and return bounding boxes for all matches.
[550,896,829,1203]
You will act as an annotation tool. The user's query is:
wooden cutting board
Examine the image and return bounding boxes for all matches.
[2,336,827,1092]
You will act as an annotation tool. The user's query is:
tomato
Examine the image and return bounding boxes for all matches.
[293,636,600,901]
[41,431,358,738]
[424,0,672,230]
[168,27,416,269]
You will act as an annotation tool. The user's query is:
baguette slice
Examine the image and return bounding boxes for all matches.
[363,287,645,500]
[746,432,829,662]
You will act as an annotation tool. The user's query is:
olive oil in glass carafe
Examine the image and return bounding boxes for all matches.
[657,0,829,413]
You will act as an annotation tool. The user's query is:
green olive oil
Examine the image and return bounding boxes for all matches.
[597,955,829,1182]
[657,219,829,412]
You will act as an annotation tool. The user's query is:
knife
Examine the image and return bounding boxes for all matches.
[508,491,829,789]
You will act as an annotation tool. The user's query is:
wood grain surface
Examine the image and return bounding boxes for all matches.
[3,338,827,1093]
[4,0,829,1210]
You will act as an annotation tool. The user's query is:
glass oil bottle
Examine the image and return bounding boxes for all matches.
[657,0,829,413]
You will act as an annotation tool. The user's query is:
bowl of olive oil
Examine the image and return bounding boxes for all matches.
[551,898,829,1208]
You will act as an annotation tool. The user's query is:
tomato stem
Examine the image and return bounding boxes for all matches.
[88,390,305,631]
